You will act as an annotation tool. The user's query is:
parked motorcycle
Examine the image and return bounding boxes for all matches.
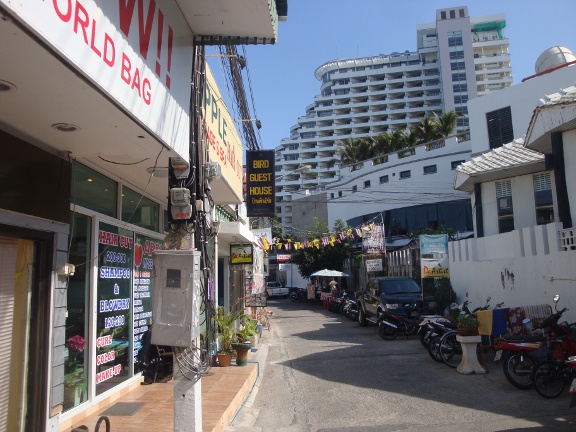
[495,294,576,390]
[377,305,421,341]
[342,297,358,321]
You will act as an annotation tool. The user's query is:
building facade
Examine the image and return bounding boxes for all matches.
[275,6,511,229]
[0,1,285,430]
[449,51,576,317]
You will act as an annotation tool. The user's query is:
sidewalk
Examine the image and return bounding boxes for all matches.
[61,344,267,432]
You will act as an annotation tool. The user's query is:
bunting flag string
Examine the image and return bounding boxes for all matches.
[269,220,383,253]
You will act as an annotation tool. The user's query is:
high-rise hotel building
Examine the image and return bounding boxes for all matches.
[275,6,511,226]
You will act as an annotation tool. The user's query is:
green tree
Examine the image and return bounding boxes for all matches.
[433,111,460,138]
[290,218,352,279]
[336,138,374,165]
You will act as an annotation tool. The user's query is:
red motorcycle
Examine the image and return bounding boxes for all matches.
[495,294,576,390]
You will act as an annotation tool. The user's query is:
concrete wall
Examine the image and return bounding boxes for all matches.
[449,221,576,322]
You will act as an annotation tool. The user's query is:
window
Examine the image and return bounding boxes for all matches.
[486,106,514,149]
[364,180,371,188]
[423,165,437,175]
[73,163,118,217]
[447,31,463,47]
[330,193,334,199]
[338,191,343,197]
[534,173,554,225]
[352,185,358,193]
[450,10,455,19]
[399,170,411,179]
[122,186,159,232]
[459,8,465,17]
[275,206,282,214]
[453,83,467,93]
[440,11,446,20]
[496,180,514,233]
[450,61,465,71]
[451,160,465,170]
[379,175,389,184]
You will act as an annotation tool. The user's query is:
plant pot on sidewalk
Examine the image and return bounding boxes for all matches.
[217,352,232,367]
[231,342,252,366]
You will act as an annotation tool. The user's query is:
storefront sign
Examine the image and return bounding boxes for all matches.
[366,259,383,272]
[421,257,450,278]
[420,234,449,254]
[363,223,386,254]
[132,234,163,370]
[230,243,253,264]
[4,0,193,159]
[276,254,291,263]
[96,222,132,394]
[246,150,275,217]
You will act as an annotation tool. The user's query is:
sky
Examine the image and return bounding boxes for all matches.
[206,1,576,151]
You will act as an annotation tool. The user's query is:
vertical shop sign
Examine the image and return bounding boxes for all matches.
[132,234,163,372]
[96,222,133,394]
[246,150,275,217]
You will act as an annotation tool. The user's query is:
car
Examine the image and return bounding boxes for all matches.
[266,281,290,298]
[356,277,437,326]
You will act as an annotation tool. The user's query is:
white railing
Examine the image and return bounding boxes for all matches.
[559,227,576,251]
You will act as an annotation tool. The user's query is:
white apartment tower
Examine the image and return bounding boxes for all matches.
[275,6,511,226]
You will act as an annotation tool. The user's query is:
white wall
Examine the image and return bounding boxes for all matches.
[566,129,576,219]
[449,222,576,323]
[468,64,576,155]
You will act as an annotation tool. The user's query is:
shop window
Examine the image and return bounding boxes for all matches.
[121,186,160,232]
[64,212,91,411]
[534,172,554,225]
[496,180,514,233]
[73,163,118,217]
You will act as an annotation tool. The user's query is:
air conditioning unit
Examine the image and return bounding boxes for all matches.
[207,162,222,180]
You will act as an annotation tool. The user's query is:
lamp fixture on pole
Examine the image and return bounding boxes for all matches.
[205,54,247,69]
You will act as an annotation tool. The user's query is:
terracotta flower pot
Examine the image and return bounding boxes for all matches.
[217,352,232,367]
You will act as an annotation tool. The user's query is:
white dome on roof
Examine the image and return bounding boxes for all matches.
[535,46,575,74]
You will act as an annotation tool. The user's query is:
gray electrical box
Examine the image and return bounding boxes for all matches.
[151,250,201,347]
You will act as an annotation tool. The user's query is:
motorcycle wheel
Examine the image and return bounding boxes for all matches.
[420,329,433,348]
[439,332,462,368]
[428,335,444,362]
[502,351,535,390]
[358,307,368,326]
[379,322,398,341]
[532,360,566,398]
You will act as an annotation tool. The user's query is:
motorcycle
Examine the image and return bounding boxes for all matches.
[495,294,576,390]
[342,297,358,321]
[377,305,421,341]
[418,315,455,348]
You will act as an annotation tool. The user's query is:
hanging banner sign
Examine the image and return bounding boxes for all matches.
[421,257,450,278]
[420,234,448,254]
[246,150,275,217]
[366,259,383,272]
[363,223,385,253]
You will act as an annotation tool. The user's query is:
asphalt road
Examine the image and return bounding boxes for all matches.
[227,298,576,432]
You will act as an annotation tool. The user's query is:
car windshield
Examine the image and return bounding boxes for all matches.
[268,282,281,287]
[378,279,421,295]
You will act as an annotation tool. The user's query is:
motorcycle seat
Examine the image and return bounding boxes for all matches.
[498,334,545,341]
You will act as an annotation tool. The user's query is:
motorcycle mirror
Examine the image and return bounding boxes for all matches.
[486,296,491,303]
[553,294,560,303]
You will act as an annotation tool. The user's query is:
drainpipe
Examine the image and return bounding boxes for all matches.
[474,183,484,238]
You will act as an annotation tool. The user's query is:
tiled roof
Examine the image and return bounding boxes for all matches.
[454,139,544,191]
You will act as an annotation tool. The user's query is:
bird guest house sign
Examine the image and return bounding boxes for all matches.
[246,150,275,217]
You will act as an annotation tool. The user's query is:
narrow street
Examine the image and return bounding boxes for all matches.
[228,298,576,432]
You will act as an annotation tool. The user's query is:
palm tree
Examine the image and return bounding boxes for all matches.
[433,111,460,137]
[414,116,437,144]
[336,138,374,165]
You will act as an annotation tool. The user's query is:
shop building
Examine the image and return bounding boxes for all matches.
[0,1,286,430]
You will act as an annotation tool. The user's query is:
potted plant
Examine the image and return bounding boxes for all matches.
[232,316,257,366]
[457,313,480,336]
[64,335,87,406]
[214,306,245,367]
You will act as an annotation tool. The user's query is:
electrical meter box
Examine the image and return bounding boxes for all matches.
[151,250,201,347]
